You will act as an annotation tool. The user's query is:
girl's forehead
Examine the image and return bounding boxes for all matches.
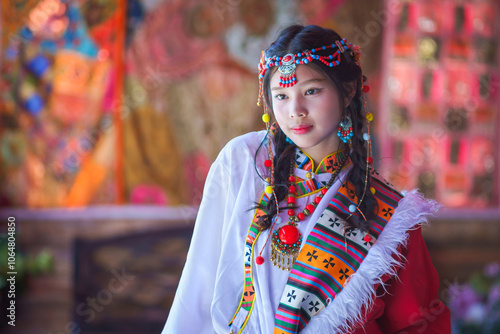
[270,64,328,86]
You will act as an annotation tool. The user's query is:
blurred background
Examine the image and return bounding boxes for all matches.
[0,0,499,333]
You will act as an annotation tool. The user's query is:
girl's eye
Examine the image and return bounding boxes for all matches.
[305,88,320,95]
[274,94,287,100]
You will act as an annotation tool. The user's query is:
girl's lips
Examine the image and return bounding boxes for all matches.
[291,125,312,134]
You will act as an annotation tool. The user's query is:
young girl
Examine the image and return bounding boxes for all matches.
[162,25,450,334]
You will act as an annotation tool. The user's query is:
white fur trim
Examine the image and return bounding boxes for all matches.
[301,189,441,334]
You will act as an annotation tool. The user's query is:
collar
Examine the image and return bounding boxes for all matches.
[293,148,350,198]
[295,148,349,174]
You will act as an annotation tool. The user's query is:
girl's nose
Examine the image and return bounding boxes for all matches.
[289,97,307,118]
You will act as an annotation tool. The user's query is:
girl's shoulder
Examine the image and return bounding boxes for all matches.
[216,130,268,164]
[223,130,268,152]
[369,170,441,225]
[342,169,403,206]
[370,170,404,200]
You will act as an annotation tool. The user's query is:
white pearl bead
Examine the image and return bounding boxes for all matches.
[349,205,356,213]
[363,133,370,141]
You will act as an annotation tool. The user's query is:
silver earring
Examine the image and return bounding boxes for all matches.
[337,113,353,144]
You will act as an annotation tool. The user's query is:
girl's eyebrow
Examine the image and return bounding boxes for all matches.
[271,78,326,91]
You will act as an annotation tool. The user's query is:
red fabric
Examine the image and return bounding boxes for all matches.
[350,228,451,334]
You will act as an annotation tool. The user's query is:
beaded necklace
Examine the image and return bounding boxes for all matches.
[264,150,349,271]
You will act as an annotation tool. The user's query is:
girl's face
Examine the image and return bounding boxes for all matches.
[270,64,343,164]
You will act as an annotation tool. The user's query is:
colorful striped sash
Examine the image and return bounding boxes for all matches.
[274,177,403,333]
[229,146,402,333]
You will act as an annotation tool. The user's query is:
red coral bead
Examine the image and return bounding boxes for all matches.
[278,225,300,245]
[321,188,328,195]
[367,157,374,164]
[314,196,322,204]
[287,196,296,204]
[306,204,315,213]
[264,159,272,167]
[289,185,296,193]
[256,256,265,265]
[297,213,305,221]
[363,85,370,93]
[364,234,372,242]
[288,209,295,216]
[288,176,296,182]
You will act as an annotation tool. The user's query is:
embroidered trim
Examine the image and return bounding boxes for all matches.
[228,191,268,333]
[294,149,350,198]
[295,148,349,175]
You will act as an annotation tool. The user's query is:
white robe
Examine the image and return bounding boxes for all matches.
[162,130,444,334]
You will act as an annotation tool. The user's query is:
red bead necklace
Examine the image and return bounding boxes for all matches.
[268,152,348,270]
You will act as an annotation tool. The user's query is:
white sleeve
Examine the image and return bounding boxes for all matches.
[162,154,231,333]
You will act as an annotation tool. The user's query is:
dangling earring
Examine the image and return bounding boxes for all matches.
[337,112,353,144]
[285,136,295,145]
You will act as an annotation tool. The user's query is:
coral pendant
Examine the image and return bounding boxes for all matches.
[270,224,302,271]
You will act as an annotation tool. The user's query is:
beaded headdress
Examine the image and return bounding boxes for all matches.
[257,38,360,105]
[256,36,374,269]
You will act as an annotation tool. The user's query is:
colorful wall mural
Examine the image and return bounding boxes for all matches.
[1,0,387,209]
[10,0,495,210]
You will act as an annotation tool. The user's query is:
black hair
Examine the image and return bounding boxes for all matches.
[254,24,378,232]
